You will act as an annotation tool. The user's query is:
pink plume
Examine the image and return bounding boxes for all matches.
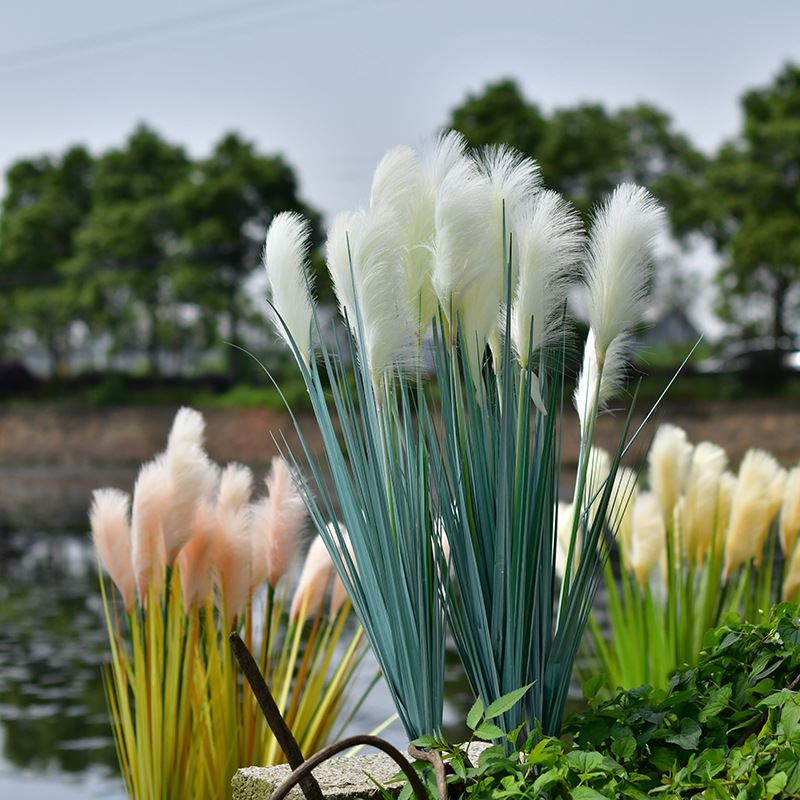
[177,499,218,610]
[89,488,136,612]
[263,458,306,587]
[290,535,335,622]
[130,458,170,599]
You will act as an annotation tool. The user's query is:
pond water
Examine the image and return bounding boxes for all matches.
[0,534,474,799]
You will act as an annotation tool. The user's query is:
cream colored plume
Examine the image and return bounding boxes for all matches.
[264,211,315,364]
[584,447,612,526]
[167,407,206,450]
[510,190,582,369]
[648,424,693,528]
[213,464,254,628]
[780,465,800,556]
[573,330,628,436]
[330,524,355,619]
[724,449,784,576]
[370,144,420,213]
[326,205,416,383]
[584,184,665,359]
[290,535,335,622]
[554,502,577,580]
[130,458,170,599]
[783,540,800,601]
[681,441,728,563]
[629,491,666,587]
[177,499,217,610]
[90,488,136,612]
[609,467,638,564]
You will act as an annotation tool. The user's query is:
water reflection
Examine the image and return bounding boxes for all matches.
[0,535,122,796]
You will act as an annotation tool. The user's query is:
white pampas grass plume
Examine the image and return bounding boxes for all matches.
[167,407,206,450]
[264,212,315,365]
[511,191,583,369]
[724,449,784,576]
[585,184,665,359]
[326,206,416,383]
[780,465,800,556]
[629,491,666,587]
[648,424,693,527]
[370,145,420,212]
[290,535,335,622]
[213,464,254,627]
[783,540,800,600]
[572,330,627,435]
[176,499,217,610]
[681,441,728,563]
[90,488,136,611]
[130,458,170,599]
[609,467,639,563]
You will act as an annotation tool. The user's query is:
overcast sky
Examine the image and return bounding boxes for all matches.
[2,0,800,220]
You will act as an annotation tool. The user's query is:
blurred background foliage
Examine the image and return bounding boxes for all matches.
[1,63,799,401]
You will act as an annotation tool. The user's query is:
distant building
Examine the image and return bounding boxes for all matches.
[639,306,701,348]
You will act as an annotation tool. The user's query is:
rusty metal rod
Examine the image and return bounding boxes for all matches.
[229,632,324,800]
[268,735,430,800]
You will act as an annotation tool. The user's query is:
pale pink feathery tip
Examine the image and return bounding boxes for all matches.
[89,488,136,612]
[130,458,170,600]
[290,535,335,623]
[176,499,217,610]
[167,407,206,450]
[264,458,306,587]
[329,524,355,619]
[248,495,272,592]
[213,464,254,628]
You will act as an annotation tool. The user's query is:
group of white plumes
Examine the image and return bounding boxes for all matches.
[262,130,665,424]
[89,407,346,625]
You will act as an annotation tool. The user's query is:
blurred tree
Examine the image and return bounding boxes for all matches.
[69,125,190,375]
[170,132,322,379]
[447,79,706,216]
[0,146,93,373]
[683,64,800,355]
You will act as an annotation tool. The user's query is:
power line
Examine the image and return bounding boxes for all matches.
[0,0,346,72]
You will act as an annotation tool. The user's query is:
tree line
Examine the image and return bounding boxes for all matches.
[1,63,798,380]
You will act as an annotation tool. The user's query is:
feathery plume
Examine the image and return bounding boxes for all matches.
[629,491,666,587]
[213,464,254,627]
[780,465,800,556]
[783,540,800,601]
[681,441,728,563]
[724,449,784,576]
[264,212,315,365]
[370,144,420,212]
[584,184,665,359]
[609,467,638,564]
[554,502,576,580]
[330,525,355,619]
[572,330,628,434]
[167,407,206,450]
[511,191,583,369]
[130,458,170,599]
[290,535,335,622]
[648,424,693,527]
[176,499,217,610]
[90,488,136,612]
[585,447,611,526]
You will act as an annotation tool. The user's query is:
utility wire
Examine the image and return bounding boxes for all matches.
[0,0,349,72]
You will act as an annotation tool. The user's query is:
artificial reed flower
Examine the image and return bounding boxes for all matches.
[130,458,170,599]
[585,447,612,525]
[554,501,576,580]
[783,539,800,600]
[648,424,693,528]
[168,406,206,450]
[90,488,136,612]
[681,441,728,563]
[326,206,416,384]
[724,448,784,576]
[510,190,583,371]
[609,467,639,563]
[264,211,315,365]
[629,491,665,587]
[291,535,335,621]
[213,463,254,628]
[780,465,800,556]
[177,498,217,610]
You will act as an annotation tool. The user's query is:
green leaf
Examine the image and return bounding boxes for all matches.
[698,685,732,722]
[766,771,788,798]
[565,750,604,773]
[664,717,701,750]
[466,697,484,731]
[473,722,505,741]
[781,696,800,738]
[484,684,533,720]
[571,788,610,800]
